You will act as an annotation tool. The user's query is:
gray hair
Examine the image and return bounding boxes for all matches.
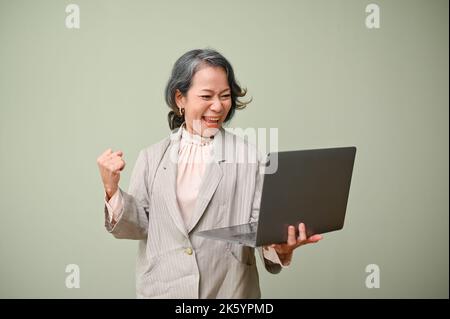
[164,48,251,130]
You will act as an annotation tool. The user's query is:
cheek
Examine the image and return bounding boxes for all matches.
[224,102,232,114]
[186,103,208,118]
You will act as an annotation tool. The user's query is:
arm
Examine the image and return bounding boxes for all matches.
[104,189,123,225]
[101,149,150,239]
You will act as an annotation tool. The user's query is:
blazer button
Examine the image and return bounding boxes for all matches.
[184,247,193,255]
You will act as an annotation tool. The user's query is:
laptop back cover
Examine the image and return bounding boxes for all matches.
[255,147,356,246]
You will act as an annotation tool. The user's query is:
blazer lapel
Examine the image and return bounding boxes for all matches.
[187,161,223,233]
[160,128,189,238]
[187,128,227,233]
[160,126,230,235]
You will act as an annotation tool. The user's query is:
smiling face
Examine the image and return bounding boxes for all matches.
[175,65,232,137]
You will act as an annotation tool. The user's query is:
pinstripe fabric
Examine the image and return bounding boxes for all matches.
[104,127,282,298]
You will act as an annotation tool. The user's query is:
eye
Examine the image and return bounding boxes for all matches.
[200,95,211,100]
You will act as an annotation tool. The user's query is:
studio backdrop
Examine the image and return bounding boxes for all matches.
[0,0,448,298]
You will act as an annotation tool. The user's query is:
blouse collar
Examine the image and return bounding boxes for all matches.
[170,122,227,162]
[180,123,216,146]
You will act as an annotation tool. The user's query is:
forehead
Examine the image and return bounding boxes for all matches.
[191,65,229,90]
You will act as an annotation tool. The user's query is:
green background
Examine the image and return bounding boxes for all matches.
[0,0,448,298]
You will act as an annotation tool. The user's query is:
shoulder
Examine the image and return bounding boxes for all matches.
[222,128,265,164]
[140,136,171,157]
[134,134,172,168]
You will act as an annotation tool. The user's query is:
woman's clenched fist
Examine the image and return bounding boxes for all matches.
[97,149,126,200]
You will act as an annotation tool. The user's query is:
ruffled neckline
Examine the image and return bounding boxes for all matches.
[181,127,215,146]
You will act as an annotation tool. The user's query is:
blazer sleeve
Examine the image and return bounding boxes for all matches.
[104,149,150,240]
[249,154,282,275]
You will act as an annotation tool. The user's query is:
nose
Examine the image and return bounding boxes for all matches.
[209,97,224,113]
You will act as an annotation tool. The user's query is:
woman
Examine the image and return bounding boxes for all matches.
[96,48,322,298]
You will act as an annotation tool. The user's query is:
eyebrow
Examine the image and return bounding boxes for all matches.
[200,88,230,93]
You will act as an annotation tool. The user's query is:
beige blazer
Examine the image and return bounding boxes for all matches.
[104,126,282,298]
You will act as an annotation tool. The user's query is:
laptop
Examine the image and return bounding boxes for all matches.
[194,146,357,247]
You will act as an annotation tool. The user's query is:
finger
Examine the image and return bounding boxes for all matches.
[118,160,126,171]
[287,225,296,246]
[102,148,113,156]
[298,223,307,242]
[113,150,123,157]
[105,151,123,164]
[97,148,113,163]
[103,157,117,168]
[101,148,113,159]
[111,159,125,172]
[306,234,323,243]
[104,158,122,172]
[107,151,121,161]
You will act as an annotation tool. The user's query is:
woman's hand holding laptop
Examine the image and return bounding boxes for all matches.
[264,223,323,266]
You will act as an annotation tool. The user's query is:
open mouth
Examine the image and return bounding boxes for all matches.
[202,116,220,127]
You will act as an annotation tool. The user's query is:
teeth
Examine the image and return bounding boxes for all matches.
[203,117,219,122]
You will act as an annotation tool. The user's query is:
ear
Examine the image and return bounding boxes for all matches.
[175,89,185,108]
